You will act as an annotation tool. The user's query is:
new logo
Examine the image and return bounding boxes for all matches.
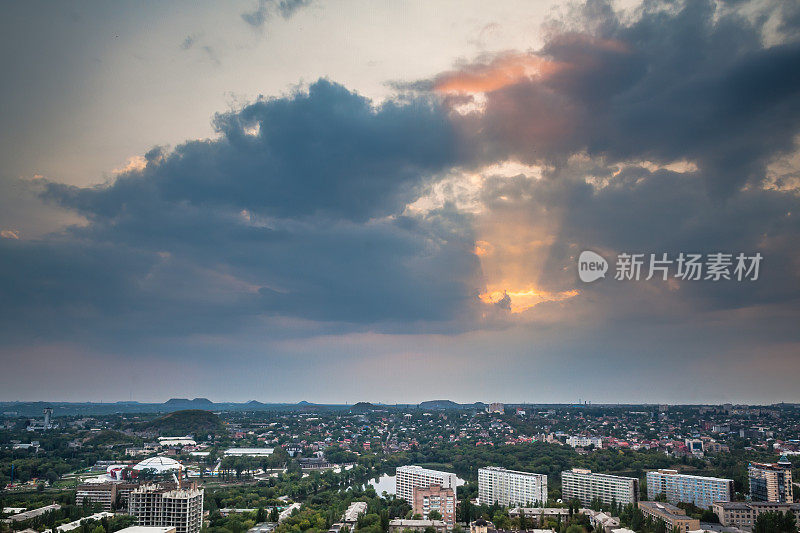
[578,250,608,282]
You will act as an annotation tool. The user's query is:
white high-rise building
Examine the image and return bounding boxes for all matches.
[396,466,458,503]
[561,468,639,506]
[478,466,547,507]
[129,484,204,533]
[647,470,733,510]
[565,436,603,448]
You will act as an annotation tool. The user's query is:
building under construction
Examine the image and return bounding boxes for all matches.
[128,483,204,533]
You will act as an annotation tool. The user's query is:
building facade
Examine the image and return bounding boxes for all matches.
[646,469,733,509]
[638,502,700,533]
[396,466,458,504]
[388,520,447,533]
[487,403,504,414]
[77,483,118,511]
[412,485,455,529]
[561,468,638,507]
[77,482,140,511]
[478,466,547,507]
[343,501,368,524]
[713,501,800,530]
[508,508,570,527]
[128,484,204,533]
[565,436,603,448]
[748,457,793,503]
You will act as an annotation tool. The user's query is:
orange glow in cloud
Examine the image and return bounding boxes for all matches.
[467,169,582,316]
[434,52,565,94]
[479,287,579,313]
[113,155,147,175]
[473,240,493,256]
[434,35,630,95]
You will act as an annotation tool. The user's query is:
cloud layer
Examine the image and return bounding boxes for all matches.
[1,0,799,401]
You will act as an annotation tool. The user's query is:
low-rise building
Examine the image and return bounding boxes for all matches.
[342,502,367,524]
[388,520,447,533]
[223,448,274,457]
[583,509,620,530]
[115,528,175,533]
[9,504,61,522]
[508,507,571,527]
[637,501,700,533]
[57,512,115,532]
[712,501,800,530]
[468,519,551,533]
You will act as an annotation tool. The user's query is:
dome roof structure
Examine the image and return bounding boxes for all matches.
[133,456,182,473]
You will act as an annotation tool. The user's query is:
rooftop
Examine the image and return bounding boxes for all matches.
[389,520,447,527]
[115,528,176,533]
[639,501,689,520]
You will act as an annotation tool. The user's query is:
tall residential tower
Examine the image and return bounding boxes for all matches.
[748,457,793,503]
[561,468,639,507]
[478,466,547,507]
[646,470,733,510]
[396,466,458,504]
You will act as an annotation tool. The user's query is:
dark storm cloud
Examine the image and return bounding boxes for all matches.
[479,161,800,312]
[0,80,479,344]
[450,0,800,194]
[48,80,461,223]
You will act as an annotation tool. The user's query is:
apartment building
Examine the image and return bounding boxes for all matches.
[342,501,368,524]
[412,485,455,529]
[713,501,800,530]
[487,403,504,414]
[637,502,700,532]
[478,466,547,507]
[508,507,571,527]
[77,482,140,511]
[396,466,458,504]
[748,457,793,503]
[565,436,603,448]
[646,469,733,509]
[561,468,638,507]
[388,520,447,533]
[128,484,204,533]
[77,483,118,511]
[685,439,704,457]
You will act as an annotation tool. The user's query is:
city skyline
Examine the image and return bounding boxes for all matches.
[1,0,799,404]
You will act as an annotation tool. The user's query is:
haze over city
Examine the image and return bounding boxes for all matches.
[1,0,799,405]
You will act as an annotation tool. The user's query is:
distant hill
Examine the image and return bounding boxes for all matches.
[141,409,224,436]
[419,400,487,410]
[419,400,461,410]
[350,401,375,412]
[164,398,213,408]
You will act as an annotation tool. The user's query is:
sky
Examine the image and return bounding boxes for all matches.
[1,0,799,405]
